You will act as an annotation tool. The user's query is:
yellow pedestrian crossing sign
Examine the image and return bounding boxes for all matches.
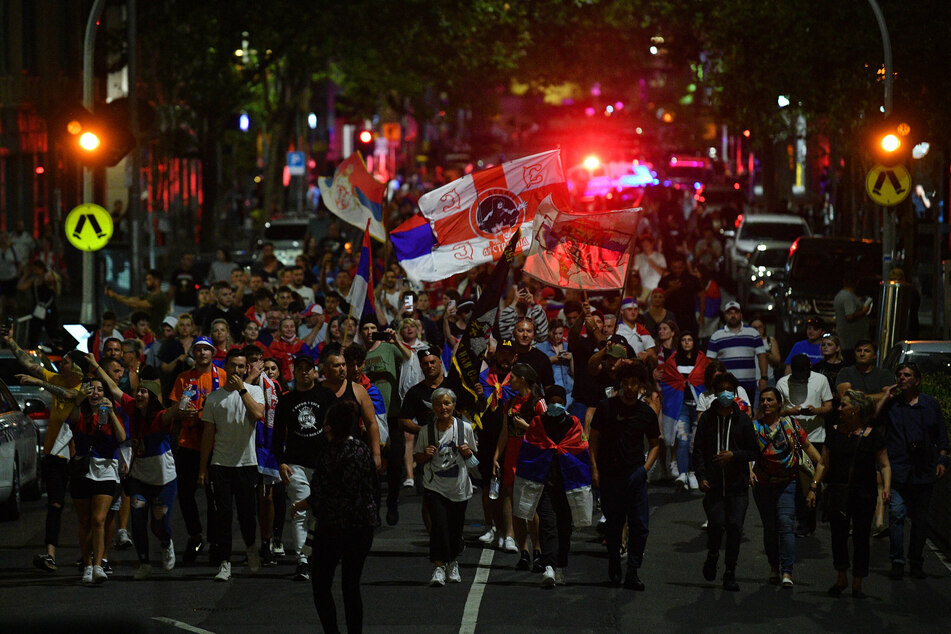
[865,163,911,207]
[64,203,113,251]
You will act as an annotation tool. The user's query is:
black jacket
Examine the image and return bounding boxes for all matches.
[692,403,758,495]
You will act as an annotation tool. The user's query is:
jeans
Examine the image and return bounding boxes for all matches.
[889,482,935,566]
[43,455,69,548]
[753,479,797,574]
[210,465,258,563]
[311,526,374,634]
[424,489,468,563]
[536,484,573,569]
[675,401,697,475]
[600,466,650,570]
[703,489,749,571]
[175,447,216,541]
[126,477,178,564]
[830,493,875,577]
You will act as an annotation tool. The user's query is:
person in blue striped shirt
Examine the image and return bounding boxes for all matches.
[705,301,768,400]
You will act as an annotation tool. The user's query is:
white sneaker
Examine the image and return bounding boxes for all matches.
[248,547,261,573]
[496,536,506,550]
[669,460,680,478]
[81,565,94,585]
[430,565,446,587]
[214,561,232,582]
[554,567,566,585]
[270,538,285,557]
[134,563,153,580]
[478,528,496,544]
[114,528,134,549]
[503,536,519,553]
[647,460,664,483]
[701,520,709,529]
[163,540,176,571]
[92,565,108,584]
[446,560,462,583]
[687,472,699,491]
[675,473,689,491]
[541,565,556,587]
[402,478,415,488]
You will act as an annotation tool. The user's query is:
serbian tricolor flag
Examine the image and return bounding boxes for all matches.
[512,413,593,528]
[347,221,375,323]
[390,150,568,284]
[659,352,709,442]
[319,153,386,242]
[523,198,641,290]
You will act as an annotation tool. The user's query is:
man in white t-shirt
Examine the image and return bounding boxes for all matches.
[290,266,316,306]
[633,234,666,292]
[776,353,833,444]
[615,297,656,362]
[199,348,266,582]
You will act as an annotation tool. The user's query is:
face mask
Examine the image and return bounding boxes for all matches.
[546,402,567,418]
[716,391,735,407]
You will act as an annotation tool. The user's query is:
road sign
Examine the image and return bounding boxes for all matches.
[64,203,113,251]
[287,151,306,176]
[866,163,911,206]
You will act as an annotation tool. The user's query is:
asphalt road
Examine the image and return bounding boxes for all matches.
[1,479,949,633]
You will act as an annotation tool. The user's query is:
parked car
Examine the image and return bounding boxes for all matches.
[776,237,881,350]
[737,241,789,313]
[0,378,41,520]
[254,217,312,267]
[881,340,951,374]
[726,213,811,280]
[0,349,56,454]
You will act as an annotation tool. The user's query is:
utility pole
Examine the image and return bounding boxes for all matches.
[868,0,894,281]
[128,0,143,293]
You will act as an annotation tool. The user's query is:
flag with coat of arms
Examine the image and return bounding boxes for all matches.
[319,153,386,242]
[390,150,569,285]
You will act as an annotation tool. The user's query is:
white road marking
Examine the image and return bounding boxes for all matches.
[459,547,495,634]
[926,539,951,573]
[152,617,216,634]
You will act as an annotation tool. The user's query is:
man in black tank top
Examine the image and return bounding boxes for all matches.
[320,351,381,471]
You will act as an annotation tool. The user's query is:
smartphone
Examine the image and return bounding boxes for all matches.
[448,299,457,311]
[0,315,13,337]
[404,296,414,312]
[371,331,390,342]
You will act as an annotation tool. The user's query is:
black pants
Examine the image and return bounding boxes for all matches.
[702,489,750,571]
[272,480,286,541]
[830,493,876,577]
[424,489,467,563]
[537,484,573,569]
[43,455,69,548]
[385,418,403,507]
[600,467,650,569]
[311,526,374,634]
[210,465,258,563]
[176,447,216,541]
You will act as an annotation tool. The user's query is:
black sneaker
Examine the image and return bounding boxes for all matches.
[100,559,113,576]
[531,550,544,574]
[260,545,277,567]
[183,537,204,564]
[386,502,399,526]
[608,556,623,585]
[624,569,645,591]
[703,553,718,582]
[294,561,311,581]
[722,570,739,592]
[270,537,285,558]
[515,550,531,571]
[33,554,57,572]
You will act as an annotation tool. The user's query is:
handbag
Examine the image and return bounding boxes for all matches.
[68,453,92,479]
[784,418,814,491]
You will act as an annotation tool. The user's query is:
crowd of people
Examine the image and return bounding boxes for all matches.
[1,204,949,633]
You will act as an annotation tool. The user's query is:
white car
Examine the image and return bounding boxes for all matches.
[0,378,41,520]
[727,213,810,281]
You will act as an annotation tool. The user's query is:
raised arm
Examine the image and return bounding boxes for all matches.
[3,335,44,378]
[86,353,123,401]
[15,373,83,402]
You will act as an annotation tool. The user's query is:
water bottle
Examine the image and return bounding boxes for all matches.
[179,384,195,410]
[488,475,500,500]
[98,402,110,428]
[465,453,480,470]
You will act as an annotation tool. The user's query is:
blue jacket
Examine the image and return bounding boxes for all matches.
[877,393,949,485]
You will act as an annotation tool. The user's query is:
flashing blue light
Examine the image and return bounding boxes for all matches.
[693,181,702,190]
[238,113,250,132]
[307,113,317,130]
[652,178,660,186]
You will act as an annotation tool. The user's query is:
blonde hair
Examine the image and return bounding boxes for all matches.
[843,389,875,421]
[209,318,233,348]
[175,313,196,337]
[399,317,425,341]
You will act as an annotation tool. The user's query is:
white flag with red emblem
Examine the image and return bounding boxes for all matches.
[522,197,641,290]
[391,150,569,284]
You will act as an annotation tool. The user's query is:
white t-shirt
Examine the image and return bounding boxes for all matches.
[292,284,316,306]
[776,372,834,443]
[616,321,656,356]
[202,383,265,467]
[634,251,667,292]
[696,386,752,413]
[414,418,478,502]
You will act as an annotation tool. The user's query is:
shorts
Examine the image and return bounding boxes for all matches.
[70,476,121,500]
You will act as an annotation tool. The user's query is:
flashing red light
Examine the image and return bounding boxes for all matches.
[734,214,744,229]
[742,129,751,138]
[789,238,800,258]
[358,130,373,144]
[35,166,45,175]
[583,155,600,170]
[733,182,741,190]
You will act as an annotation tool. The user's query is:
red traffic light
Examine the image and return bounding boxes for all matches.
[358,130,373,144]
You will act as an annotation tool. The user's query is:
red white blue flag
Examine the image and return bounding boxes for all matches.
[390,150,568,284]
[319,153,386,242]
[347,220,375,323]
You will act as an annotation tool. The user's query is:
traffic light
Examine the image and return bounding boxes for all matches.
[867,113,921,166]
[355,129,374,158]
[59,101,136,167]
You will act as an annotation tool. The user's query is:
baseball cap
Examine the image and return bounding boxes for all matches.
[457,300,475,312]
[417,346,441,362]
[139,379,163,402]
[620,297,637,309]
[293,355,317,369]
[790,353,812,381]
[605,343,628,359]
[540,287,556,300]
[162,315,178,330]
[191,336,215,353]
[723,300,741,312]
[300,303,323,318]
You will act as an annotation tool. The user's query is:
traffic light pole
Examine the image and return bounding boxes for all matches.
[868,0,895,281]
[80,0,106,325]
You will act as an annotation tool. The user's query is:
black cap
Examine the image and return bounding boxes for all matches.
[417,347,441,362]
[293,355,316,369]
